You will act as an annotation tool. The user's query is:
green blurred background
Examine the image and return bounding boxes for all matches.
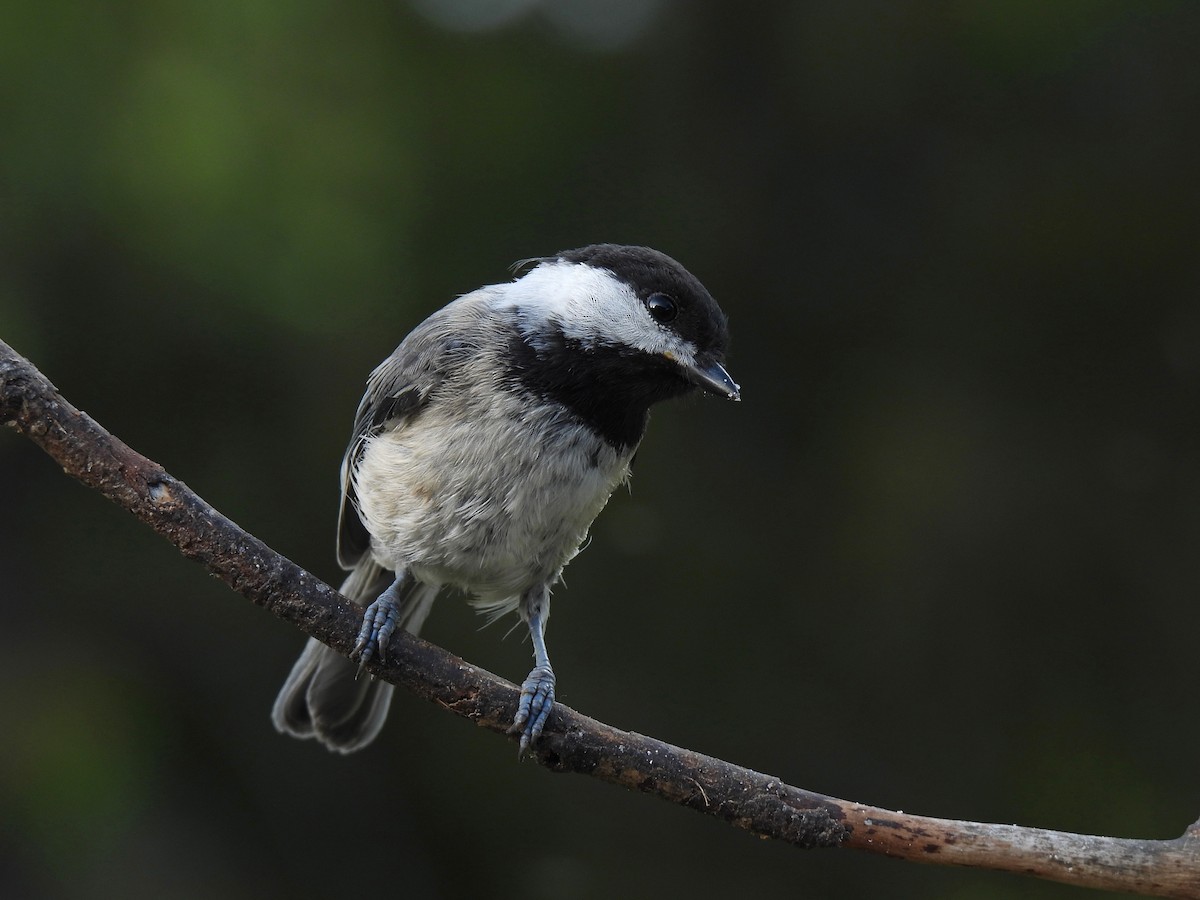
[2,2,1199,898]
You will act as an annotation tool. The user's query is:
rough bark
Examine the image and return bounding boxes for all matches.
[2,337,1197,898]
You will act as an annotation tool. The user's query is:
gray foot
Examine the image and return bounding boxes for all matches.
[353,592,401,669]
[509,665,555,756]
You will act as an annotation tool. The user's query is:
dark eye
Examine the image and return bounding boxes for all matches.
[645,292,678,324]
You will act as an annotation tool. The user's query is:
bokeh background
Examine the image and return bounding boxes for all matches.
[3,2,1199,898]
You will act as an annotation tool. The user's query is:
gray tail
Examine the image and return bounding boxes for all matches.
[271,562,437,754]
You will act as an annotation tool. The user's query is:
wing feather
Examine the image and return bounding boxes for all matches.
[335,290,496,569]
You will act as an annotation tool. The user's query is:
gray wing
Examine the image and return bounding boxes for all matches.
[335,289,497,569]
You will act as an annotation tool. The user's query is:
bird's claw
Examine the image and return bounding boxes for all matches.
[351,595,400,673]
[509,665,555,758]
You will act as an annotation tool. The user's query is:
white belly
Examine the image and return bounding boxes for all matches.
[352,398,631,607]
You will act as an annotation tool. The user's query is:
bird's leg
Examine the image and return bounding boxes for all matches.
[352,570,413,671]
[509,587,555,757]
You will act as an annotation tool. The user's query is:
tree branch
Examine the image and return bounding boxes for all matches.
[2,337,1197,898]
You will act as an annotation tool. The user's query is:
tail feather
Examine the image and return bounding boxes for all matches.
[271,562,435,753]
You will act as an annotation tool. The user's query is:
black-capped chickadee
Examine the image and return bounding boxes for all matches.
[272,244,739,754]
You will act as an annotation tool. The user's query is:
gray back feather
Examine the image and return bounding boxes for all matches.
[335,290,498,569]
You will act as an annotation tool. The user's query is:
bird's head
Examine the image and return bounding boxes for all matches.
[501,244,739,415]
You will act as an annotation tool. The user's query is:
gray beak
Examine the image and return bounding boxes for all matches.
[685,358,741,401]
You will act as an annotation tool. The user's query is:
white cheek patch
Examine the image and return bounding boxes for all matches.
[495,260,696,365]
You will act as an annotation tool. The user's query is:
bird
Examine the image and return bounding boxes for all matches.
[272,243,739,755]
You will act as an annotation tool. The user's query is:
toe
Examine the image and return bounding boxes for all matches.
[510,665,555,756]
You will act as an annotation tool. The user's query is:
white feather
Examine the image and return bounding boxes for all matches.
[353,378,632,619]
[495,259,699,367]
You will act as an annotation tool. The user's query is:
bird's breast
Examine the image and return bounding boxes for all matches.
[353,393,631,596]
